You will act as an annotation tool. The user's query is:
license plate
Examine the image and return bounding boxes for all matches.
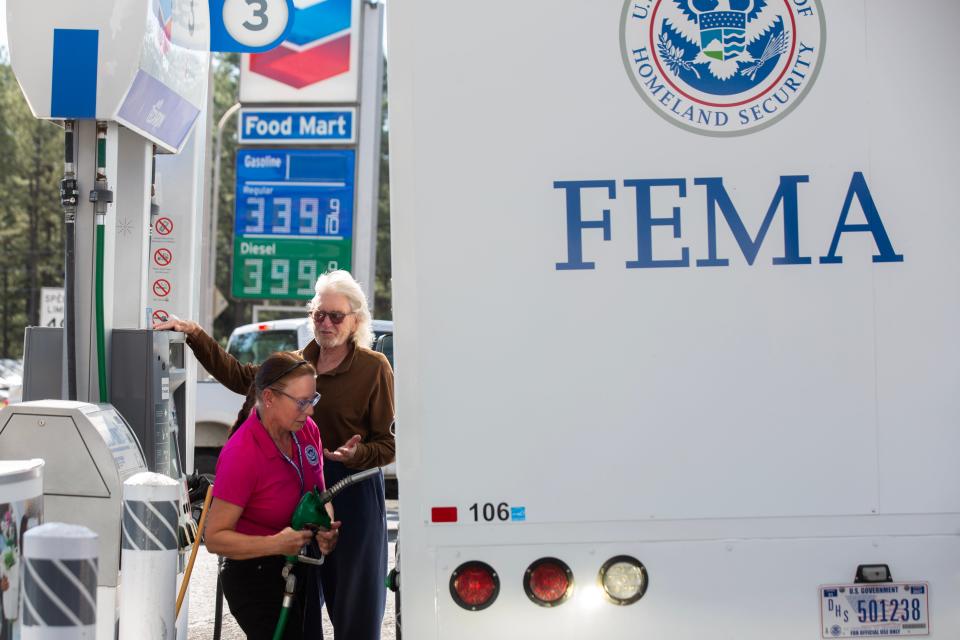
[820,583,930,638]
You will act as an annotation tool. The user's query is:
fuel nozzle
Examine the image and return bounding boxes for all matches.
[287,467,382,565]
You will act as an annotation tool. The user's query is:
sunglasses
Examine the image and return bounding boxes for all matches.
[312,310,354,325]
[272,388,322,413]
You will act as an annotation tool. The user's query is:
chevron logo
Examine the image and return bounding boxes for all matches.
[249,0,353,89]
[157,0,174,54]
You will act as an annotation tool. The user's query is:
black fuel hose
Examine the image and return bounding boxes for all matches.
[62,122,77,400]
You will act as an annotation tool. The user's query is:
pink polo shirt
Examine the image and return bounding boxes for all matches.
[213,409,326,536]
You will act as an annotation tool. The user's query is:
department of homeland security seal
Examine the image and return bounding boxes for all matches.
[620,0,826,136]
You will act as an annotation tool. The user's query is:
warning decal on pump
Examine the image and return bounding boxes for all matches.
[820,583,930,638]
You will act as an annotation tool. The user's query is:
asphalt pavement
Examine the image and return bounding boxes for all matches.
[188,500,399,640]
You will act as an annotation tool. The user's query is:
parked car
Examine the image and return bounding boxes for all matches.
[0,359,23,407]
[193,318,397,495]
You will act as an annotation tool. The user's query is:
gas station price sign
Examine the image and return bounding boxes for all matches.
[232,149,355,300]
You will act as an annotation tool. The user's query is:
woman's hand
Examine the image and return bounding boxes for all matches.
[152,317,202,337]
[271,527,315,556]
[323,434,362,463]
[314,521,341,555]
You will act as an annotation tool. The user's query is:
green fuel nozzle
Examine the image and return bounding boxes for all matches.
[273,467,384,640]
[285,467,382,565]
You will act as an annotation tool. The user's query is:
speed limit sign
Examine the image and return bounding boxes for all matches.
[210,0,294,52]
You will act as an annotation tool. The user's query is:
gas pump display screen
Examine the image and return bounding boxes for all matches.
[90,409,146,477]
[232,149,356,300]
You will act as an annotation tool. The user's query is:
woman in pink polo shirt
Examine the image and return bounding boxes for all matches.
[205,352,341,640]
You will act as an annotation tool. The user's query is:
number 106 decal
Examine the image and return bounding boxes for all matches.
[469,502,526,523]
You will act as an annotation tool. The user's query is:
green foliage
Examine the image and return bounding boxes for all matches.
[373,60,392,320]
[0,64,65,358]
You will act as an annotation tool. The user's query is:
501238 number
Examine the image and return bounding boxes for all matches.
[856,598,922,624]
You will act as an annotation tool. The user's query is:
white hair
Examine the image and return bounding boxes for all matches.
[307,270,374,348]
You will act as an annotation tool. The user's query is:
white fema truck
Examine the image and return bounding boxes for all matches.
[387,0,959,638]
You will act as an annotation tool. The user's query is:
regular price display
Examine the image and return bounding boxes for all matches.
[237,191,352,237]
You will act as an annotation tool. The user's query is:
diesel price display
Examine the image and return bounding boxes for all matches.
[232,149,356,300]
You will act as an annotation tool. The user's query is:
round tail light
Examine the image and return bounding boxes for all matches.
[598,556,648,605]
[450,561,499,611]
[523,557,574,607]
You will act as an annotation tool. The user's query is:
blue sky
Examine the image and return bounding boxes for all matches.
[0,1,7,52]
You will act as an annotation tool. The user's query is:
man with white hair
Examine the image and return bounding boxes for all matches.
[156,270,394,639]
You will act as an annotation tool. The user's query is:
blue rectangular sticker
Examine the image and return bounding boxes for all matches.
[510,507,526,522]
[239,109,356,144]
[51,29,98,118]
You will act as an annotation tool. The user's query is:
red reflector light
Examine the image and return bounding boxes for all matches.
[450,561,499,611]
[524,558,574,607]
[257,324,269,331]
[431,506,458,523]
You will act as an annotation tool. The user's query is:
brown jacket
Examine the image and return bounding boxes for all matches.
[187,330,395,469]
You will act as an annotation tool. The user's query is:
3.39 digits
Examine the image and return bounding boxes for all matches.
[243,196,341,235]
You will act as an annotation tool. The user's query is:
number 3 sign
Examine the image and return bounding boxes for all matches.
[209,0,294,52]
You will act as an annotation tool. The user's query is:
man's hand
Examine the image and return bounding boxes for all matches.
[152,317,202,337]
[323,434,362,463]
[314,521,341,555]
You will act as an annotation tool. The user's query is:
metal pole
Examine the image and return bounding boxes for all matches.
[353,0,385,309]
[202,102,240,335]
[198,66,217,335]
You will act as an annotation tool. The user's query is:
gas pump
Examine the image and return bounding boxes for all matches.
[0,1,210,638]
[0,1,302,637]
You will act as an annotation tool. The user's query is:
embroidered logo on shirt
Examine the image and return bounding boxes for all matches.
[304,445,320,466]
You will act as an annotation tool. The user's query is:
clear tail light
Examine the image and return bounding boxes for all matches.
[598,555,648,605]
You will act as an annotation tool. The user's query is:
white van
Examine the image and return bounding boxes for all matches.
[386,1,959,638]
[193,318,396,488]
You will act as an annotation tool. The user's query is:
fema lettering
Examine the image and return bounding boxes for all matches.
[555,173,904,270]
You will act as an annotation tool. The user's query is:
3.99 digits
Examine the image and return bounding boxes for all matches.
[242,258,338,297]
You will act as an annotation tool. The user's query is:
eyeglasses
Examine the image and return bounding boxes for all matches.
[312,310,354,325]
[271,388,322,413]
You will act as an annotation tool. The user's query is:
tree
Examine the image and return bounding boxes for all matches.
[373,60,392,320]
[0,64,62,358]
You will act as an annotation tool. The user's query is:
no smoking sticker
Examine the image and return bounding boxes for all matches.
[154,248,173,267]
[155,217,174,236]
[153,279,171,297]
[152,309,169,322]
